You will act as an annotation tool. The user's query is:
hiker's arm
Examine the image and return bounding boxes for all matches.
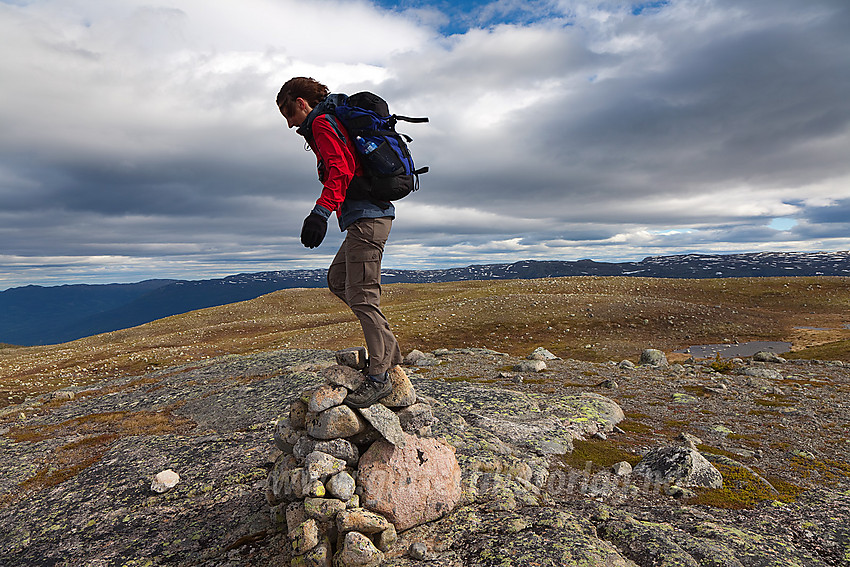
[312,115,358,214]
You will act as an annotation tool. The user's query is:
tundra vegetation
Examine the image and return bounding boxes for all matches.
[1,276,848,404]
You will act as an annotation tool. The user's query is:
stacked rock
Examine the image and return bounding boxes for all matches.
[267,347,461,567]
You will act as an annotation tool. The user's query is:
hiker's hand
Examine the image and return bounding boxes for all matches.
[300,213,327,248]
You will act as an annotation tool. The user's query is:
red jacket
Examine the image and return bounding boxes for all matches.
[310,114,364,213]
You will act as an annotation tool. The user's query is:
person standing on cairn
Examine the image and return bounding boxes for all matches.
[276,77,402,408]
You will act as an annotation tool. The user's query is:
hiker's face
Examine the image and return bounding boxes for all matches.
[282,97,311,129]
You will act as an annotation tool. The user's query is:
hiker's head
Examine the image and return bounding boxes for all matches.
[277,77,329,128]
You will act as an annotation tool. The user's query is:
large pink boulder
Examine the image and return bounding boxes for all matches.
[357,433,461,531]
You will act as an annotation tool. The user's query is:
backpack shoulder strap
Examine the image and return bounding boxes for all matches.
[394,114,429,124]
[319,113,348,145]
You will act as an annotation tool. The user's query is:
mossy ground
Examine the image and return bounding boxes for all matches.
[788,454,850,485]
[688,461,803,509]
[561,438,643,472]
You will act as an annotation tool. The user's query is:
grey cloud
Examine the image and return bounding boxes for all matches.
[801,199,850,225]
[2,0,849,289]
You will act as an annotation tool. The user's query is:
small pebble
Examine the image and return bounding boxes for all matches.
[151,469,180,493]
[409,542,428,560]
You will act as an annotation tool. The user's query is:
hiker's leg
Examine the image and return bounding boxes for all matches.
[344,218,402,375]
[327,240,348,305]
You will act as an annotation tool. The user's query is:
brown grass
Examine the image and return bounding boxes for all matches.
[7,409,194,443]
[2,408,194,507]
[10,433,118,505]
[2,276,849,402]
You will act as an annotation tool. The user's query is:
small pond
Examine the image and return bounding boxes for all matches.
[674,340,791,359]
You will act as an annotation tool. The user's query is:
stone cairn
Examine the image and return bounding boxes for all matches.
[267,347,462,567]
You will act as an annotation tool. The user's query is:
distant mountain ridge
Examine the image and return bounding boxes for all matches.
[2,251,849,346]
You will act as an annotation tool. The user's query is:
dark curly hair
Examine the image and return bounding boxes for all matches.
[276,77,329,116]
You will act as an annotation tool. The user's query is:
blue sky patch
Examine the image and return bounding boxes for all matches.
[632,1,670,16]
[371,0,562,34]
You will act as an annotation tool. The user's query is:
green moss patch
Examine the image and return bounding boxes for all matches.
[682,384,711,397]
[561,438,642,472]
[688,462,802,509]
[789,454,850,485]
[753,396,795,408]
[706,355,738,374]
[618,420,652,434]
[784,338,850,362]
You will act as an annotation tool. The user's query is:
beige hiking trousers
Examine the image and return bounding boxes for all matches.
[327,217,403,375]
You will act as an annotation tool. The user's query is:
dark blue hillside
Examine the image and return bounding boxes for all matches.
[0,280,175,346]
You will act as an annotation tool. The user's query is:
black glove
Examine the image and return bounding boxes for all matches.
[300,213,327,248]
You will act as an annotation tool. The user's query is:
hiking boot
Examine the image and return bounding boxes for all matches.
[344,372,393,408]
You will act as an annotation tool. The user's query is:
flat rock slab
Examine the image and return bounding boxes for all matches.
[357,404,407,448]
[415,381,624,456]
[321,365,365,391]
[1,432,278,565]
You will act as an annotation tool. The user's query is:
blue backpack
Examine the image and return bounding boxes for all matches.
[324,92,428,201]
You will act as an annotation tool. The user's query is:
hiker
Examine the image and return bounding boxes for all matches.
[276,77,402,408]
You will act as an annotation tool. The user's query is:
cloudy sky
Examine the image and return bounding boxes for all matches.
[1,0,849,290]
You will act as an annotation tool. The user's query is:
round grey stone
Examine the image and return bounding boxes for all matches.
[409,542,428,560]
